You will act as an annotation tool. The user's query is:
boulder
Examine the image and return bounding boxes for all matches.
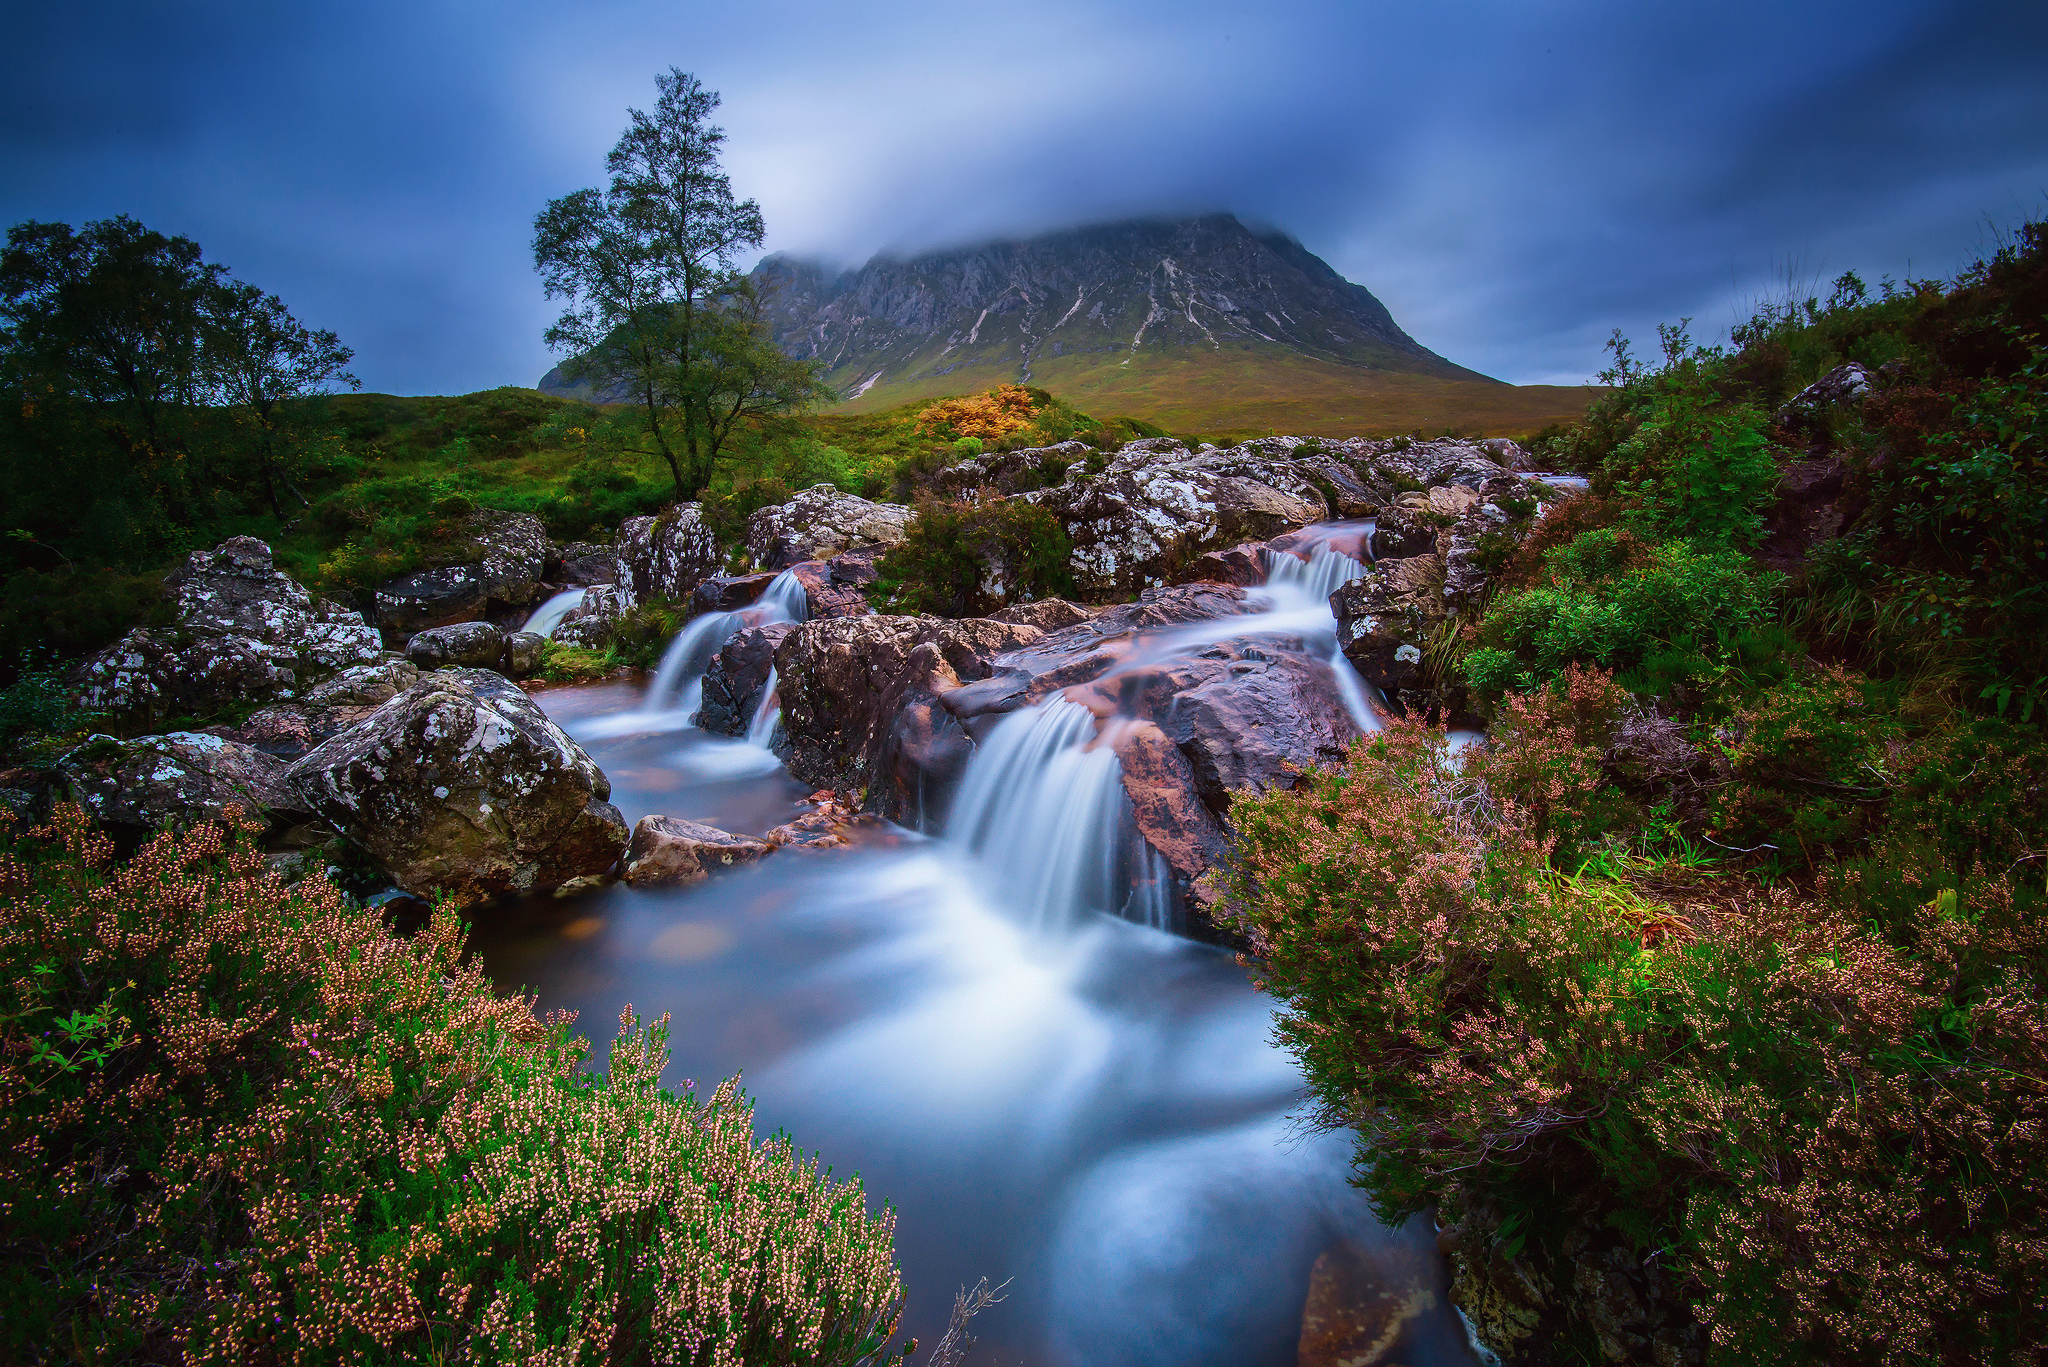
[746,486,913,569]
[1023,445,1325,598]
[692,572,778,615]
[304,658,421,708]
[373,510,551,636]
[406,621,507,670]
[785,558,873,619]
[986,599,1096,631]
[614,505,721,607]
[1775,362,1873,433]
[1176,543,1267,588]
[774,614,1047,807]
[620,815,771,886]
[547,540,618,586]
[71,537,383,729]
[551,584,630,649]
[503,631,547,677]
[697,621,798,737]
[1331,555,1446,700]
[285,668,627,903]
[932,441,1091,496]
[54,731,309,835]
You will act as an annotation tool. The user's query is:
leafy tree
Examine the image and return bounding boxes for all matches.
[200,279,359,517]
[533,69,822,499]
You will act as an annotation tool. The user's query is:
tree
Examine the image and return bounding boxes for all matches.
[532,69,820,500]
[0,217,219,481]
[201,279,359,517]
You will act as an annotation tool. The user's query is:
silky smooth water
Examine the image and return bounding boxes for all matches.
[475,545,1478,1366]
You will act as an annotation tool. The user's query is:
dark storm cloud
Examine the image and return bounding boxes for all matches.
[4,0,2041,391]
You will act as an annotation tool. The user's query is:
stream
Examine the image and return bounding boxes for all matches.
[468,538,1483,1366]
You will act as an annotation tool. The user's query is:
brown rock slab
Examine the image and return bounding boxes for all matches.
[621,814,771,886]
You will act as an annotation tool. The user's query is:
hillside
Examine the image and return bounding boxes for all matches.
[540,214,1599,436]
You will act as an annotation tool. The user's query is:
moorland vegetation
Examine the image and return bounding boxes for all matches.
[1225,223,2048,1364]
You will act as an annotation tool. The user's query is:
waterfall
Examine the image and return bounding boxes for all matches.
[746,667,782,748]
[521,587,587,639]
[1262,542,1367,603]
[1260,544,1381,732]
[946,697,1160,932]
[645,569,809,717]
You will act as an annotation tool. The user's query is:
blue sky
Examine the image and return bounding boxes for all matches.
[6,0,2042,392]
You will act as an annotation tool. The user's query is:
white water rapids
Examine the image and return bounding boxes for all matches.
[476,530,1480,1365]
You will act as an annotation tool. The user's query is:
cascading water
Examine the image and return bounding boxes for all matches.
[521,587,587,639]
[745,667,781,748]
[645,569,809,719]
[473,523,1485,1366]
[1259,538,1381,732]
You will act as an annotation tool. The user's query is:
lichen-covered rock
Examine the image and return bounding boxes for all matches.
[1330,555,1445,700]
[932,441,1092,496]
[1175,543,1267,588]
[551,584,630,648]
[746,486,912,569]
[285,668,626,902]
[1775,361,1872,433]
[303,658,420,708]
[547,540,618,586]
[70,537,383,729]
[613,505,721,607]
[405,621,506,670]
[1023,444,1325,598]
[54,730,308,833]
[373,510,551,636]
[503,631,546,677]
[620,814,771,886]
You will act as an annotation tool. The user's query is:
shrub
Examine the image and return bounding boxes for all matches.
[911,385,1039,441]
[1472,529,1779,692]
[700,477,793,548]
[1223,716,2048,1365]
[0,805,906,1363]
[872,497,1073,617]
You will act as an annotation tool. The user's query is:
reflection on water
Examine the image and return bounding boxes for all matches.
[472,680,1480,1367]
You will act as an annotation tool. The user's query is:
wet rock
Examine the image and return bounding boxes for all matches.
[745,485,913,569]
[614,504,721,607]
[1297,1240,1445,1367]
[1331,555,1445,699]
[1370,499,1440,559]
[54,730,309,834]
[692,572,778,615]
[504,631,546,677]
[71,537,383,729]
[1176,543,1267,587]
[697,621,798,737]
[987,598,1096,630]
[406,620,507,670]
[763,790,878,851]
[373,510,551,636]
[285,667,627,903]
[620,814,770,886]
[551,584,630,648]
[787,559,873,620]
[774,614,1046,805]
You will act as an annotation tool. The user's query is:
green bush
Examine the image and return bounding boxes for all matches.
[0,806,906,1362]
[1471,528,1779,691]
[872,497,1073,617]
[700,477,793,550]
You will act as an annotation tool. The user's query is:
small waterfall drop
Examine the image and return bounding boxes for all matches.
[521,587,587,639]
[745,667,782,748]
[1259,543,1381,732]
[645,569,809,717]
[947,697,1156,932]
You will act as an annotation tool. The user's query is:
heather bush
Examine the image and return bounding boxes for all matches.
[1224,713,2048,1364]
[0,805,905,1364]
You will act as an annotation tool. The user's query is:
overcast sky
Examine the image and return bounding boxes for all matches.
[6,0,2043,391]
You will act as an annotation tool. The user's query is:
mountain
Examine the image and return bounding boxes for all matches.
[540,214,1599,436]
